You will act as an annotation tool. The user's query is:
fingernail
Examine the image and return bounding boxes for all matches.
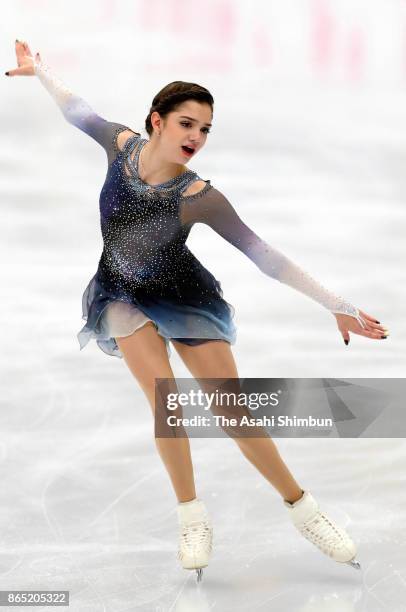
[344,339,349,345]
[5,71,9,76]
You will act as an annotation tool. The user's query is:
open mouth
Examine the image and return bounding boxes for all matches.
[181,145,195,156]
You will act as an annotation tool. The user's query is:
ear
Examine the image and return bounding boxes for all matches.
[151,110,161,132]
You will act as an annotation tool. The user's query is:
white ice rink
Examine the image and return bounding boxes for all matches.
[1,1,406,610]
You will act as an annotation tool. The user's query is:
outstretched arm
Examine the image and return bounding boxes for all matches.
[6,40,138,159]
[33,57,134,152]
[181,185,387,342]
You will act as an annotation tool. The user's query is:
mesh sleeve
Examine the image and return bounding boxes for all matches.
[33,58,139,163]
[180,185,364,325]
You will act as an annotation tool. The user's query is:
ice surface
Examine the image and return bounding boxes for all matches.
[2,0,405,609]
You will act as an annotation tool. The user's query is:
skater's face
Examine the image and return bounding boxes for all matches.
[152,101,212,163]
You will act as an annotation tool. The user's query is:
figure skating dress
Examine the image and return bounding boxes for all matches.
[34,59,364,359]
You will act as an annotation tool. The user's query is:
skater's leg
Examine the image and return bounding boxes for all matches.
[116,322,196,503]
[171,339,303,503]
[172,340,360,570]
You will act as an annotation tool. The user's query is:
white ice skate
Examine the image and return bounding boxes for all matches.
[284,490,361,570]
[176,498,213,582]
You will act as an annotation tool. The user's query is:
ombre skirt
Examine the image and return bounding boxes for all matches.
[77,272,237,359]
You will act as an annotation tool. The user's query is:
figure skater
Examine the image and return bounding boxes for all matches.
[6,40,388,582]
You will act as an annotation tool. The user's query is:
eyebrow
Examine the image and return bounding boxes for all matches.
[179,115,212,127]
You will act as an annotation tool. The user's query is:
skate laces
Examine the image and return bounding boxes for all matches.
[180,520,212,551]
[300,511,348,551]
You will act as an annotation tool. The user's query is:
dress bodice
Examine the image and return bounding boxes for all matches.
[98,134,205,297]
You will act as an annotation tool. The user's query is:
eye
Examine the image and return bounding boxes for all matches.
[180,122,210,134]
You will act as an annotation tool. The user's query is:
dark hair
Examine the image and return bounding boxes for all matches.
[145,81,214,137]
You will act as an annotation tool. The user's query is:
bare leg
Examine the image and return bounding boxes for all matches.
[116,322,196,503]
[233,437,304,503]
[172,339,303,503]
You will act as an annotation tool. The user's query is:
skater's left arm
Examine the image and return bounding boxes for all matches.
[181,186,387,343]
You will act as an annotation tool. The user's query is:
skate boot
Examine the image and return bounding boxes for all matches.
[284,490,361,570]
[176,498,213,582]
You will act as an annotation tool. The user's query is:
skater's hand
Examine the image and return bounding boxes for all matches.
[334,310,389,345]
[5,40,39,77]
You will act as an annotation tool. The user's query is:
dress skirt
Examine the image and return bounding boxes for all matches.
[77,272,237,359]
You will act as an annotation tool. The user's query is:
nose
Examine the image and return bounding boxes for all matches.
[190,130,202,143]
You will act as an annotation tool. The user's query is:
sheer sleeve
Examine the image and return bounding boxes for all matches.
[180,185,364,326]
[33,57,139,163]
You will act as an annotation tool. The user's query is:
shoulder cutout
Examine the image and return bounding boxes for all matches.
[181,180,207,198]
[116,129,141,152]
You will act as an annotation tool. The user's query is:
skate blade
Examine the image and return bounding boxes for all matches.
[345,558,361,570]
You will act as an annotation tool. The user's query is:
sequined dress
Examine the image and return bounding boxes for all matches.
[33,59,364,359]
[82,132,238,358]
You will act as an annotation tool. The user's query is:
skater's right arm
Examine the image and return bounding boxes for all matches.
[6,40,139,158]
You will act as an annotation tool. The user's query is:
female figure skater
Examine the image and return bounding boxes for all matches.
[7,40,388,582]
